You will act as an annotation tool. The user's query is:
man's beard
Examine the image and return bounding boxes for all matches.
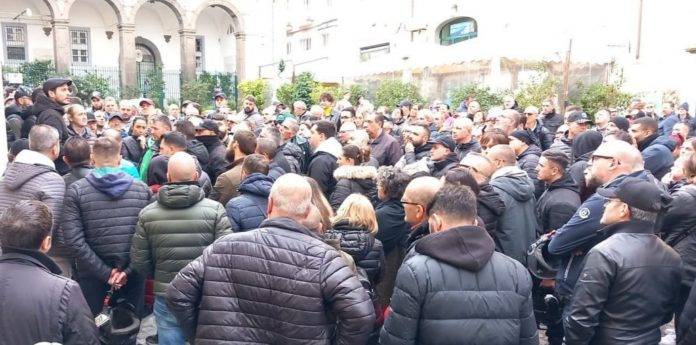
[225,148,236,162]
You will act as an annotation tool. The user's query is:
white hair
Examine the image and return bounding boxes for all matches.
[270,174,312,219]
[349,129,370,146]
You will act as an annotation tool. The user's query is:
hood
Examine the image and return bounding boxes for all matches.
[238,173,274,197]
[187,140,210,166]
[85,167,134,199]
[325,220,375,261]
[158,183,205,209]
[196,135,223,150]
[477,183,506,216]
[415,225,495,271]
[2,162,55,191]
[13,149,55,169]
[315,137,343,158]
[571,130,603,161]
[32,92,64,115]
[519,144,542,159]
[647,134,677,151]
[490,166,535,202]
[547,173,579,193]
[334,165,377,180]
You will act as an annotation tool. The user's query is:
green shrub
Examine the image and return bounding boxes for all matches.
[571,82,634,118]
[275,83,294,107]
[449,83,504,112]
[71,72,112,104]
[292,72,319,107]
[515,66,559,110]
[375,79,422,108]
[238,78,269,109]
[181,79,213,109]
[144,67,165,108]
[19,60,56,88]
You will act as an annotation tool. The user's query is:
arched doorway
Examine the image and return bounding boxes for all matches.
[135,39,159,98]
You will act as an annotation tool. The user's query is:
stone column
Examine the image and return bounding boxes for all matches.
[118,24,136,94]
[235,32,246,81]
[52,19,71,75]
[180,29,197,83]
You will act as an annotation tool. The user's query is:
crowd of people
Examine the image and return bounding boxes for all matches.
[2,76,696,345]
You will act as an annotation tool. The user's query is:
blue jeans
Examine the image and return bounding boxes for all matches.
[154,296,185,345]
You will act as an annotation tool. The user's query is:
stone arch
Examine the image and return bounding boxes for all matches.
[135,36,162,65]
[190,0,245,33]
[63,0,124,25]
[132,0,184,28]
[41,0,57,18]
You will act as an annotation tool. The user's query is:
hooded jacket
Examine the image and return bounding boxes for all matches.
[549,135,573,160]
[0,150,68,257]
[430,152,459,178]
[536,173,581,235]
[0,248,99,345]
[380,226,538,345]
[490,166,538,264]
[186,139,210,168]
[225,173,273,232]
[166,217,375,344]
[34,92,68,143]
[477,183,506,248]
[61,168,151,282]
[639,134,676,180]
[566,220,681,345]
[529,120,554,151]
[308,137,343,198]
[130,183,231,295]
[330,165,378,210]
[517,144,544,198]
[542,111,564,134]
[281,141,304,174]
[324,220,385,284]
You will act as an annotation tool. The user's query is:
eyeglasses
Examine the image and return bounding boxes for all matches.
[590,154,617,164]
[460,164,481,174]
[400,200,423,208]
[524,112,536,116]
[340,116,352,119]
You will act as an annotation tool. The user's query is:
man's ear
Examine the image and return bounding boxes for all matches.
[267,196,274,215]
[39,235,52,253]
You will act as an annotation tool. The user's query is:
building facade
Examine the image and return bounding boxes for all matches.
[1,0,281,100]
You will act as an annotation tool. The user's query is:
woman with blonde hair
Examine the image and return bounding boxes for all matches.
[325,194,384,285]
[304,176,334,233]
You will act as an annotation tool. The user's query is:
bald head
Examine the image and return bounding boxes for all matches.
[167,152,199,183]
[594,141,644,172]
[486,144,517,168]
[269,173,313,220]
[460,153,495,183]
[404,176,442,207]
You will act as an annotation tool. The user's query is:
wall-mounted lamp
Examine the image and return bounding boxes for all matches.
[42,26,52,36]
[164,34,171,43]
[106,30,114,40]
[13,8,32,20]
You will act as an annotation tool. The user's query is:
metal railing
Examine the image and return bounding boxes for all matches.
[70,65,121,97]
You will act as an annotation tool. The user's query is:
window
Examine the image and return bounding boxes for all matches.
[3,23,27,62]
[439,17,477,46]
[70,28,90,65]
[195,36,205,72]
[359,43,390,61]
[287,41,292,54]
[300,38,311,51]
[321,33,329,47]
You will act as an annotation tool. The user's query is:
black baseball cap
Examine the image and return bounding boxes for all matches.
[87,112,97,123]
[429,135,456,152]
[567,111,592,124]
[195,119,220,133]
[597,177,671,212]
[108,113,125,122]
[213,91,227,100]
[42,78,72,95]
[509,130,534,145]
[398,100,413,108]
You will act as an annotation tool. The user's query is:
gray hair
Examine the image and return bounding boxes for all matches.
[28,125,59,153]
[629,207,657,224]
[270,174,312,219]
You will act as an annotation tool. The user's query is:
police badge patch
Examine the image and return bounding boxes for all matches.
[578,207,590,219]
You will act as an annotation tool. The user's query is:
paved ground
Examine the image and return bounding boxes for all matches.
[136,314,677,345]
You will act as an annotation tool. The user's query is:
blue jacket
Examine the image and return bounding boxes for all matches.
[640,135,675,180]
[225,173,273,232]
[658,113,679,136]
[548,170,660,297]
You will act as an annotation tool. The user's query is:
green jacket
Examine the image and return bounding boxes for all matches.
[130,183,231,295]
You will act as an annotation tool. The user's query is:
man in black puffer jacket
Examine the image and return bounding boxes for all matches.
[536,150,581,236]
[381,185,538,345]
[166,174,375,344]
[121,117,147,168]
[62,137,152,315]
[195,119,228,184]
[510,130,544,198]
[0,200,99,345]
[460,153,506,248]
[225,154,274,232]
